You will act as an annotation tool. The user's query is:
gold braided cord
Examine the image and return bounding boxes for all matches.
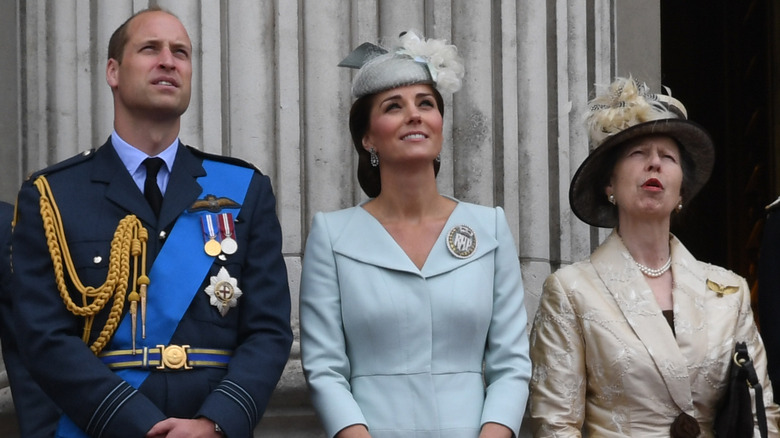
[34,175,148,354]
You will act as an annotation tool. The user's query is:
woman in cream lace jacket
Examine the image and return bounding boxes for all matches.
[529,77,780,437]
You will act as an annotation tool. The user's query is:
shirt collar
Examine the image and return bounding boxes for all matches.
[111,130,178,174]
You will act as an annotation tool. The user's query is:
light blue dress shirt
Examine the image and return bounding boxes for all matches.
[110,130,178,195]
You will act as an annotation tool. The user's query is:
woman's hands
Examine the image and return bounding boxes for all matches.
[334,421,511,437]
[479,422,514,438]
[335,424,372,438]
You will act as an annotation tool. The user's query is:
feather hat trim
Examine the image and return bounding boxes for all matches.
[570,77,715,228]
[340,31,465,99]
[585,77,688,148]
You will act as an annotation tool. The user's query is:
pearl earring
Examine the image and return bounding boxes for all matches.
[608,194,616,205]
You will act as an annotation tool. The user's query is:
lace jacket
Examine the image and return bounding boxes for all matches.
[529,230,780,437]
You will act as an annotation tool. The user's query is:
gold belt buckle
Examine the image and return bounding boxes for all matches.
[156,344,192,370]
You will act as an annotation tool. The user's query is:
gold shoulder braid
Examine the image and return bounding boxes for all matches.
[34,175,149,355]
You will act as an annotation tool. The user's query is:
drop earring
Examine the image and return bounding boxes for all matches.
[435,153,441,163]
[608,194,616,205]
[369,148,379,167]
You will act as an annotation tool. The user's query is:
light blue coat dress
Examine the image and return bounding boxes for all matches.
[300,201,531,438]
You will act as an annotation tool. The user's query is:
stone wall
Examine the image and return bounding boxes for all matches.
[0,1,659,436]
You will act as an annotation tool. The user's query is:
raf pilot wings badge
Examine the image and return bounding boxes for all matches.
[188,194,241,213]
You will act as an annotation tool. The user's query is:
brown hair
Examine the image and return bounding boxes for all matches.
[107,6,172,62]
[349,87,445,197]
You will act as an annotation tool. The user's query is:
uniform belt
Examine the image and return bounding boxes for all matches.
[99,345,232,370]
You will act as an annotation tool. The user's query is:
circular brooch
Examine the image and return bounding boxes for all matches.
[447,225,477,259]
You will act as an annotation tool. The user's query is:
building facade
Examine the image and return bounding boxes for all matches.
[0,1,660,436]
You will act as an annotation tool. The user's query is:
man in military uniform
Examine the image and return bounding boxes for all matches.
[10,7,292,437]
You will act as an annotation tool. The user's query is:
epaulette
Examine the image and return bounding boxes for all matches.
[25,149,97,181]
[766,196,780,213]
[185,145,260,173]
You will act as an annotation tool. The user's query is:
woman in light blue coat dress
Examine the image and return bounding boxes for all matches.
[300,32,531,438]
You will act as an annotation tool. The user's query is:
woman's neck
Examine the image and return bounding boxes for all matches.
[617,216,671,268]
[369,165,443,220]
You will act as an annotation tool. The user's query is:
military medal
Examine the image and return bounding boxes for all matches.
[201,214,222,256]
[204,266,243,316]
[218,212,238,255]
[446,225,477,258]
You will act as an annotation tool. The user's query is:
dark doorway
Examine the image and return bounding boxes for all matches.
[661,0,777,291]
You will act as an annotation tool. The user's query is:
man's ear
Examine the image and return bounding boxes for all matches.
[106,58,120,89]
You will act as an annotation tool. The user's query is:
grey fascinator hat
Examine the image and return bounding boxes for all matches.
[569,76,715,228]
[339,31,465,98]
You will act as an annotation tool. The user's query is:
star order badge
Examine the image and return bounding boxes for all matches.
[204,266,243,316]
[447,225,477,259]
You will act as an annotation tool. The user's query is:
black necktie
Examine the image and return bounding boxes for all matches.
[143,157,164,217]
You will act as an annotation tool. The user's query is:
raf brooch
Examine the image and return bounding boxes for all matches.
[706,279,739,297]
[447,225,477,259]
[204,267,243,316]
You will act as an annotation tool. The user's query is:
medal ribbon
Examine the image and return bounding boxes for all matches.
[202,214,218,242]
[56,160,254,438]
[201,214,222,255]
[219,212,235,239]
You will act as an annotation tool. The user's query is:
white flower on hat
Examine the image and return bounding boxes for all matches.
[396,31,465,94]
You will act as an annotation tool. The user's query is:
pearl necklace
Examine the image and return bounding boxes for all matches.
[635,256,672,277]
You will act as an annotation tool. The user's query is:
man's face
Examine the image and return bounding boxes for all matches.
[106,11,193,121]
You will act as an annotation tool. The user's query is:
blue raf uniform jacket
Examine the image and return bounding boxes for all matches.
[11,139,293,437]
[0,200,62,438]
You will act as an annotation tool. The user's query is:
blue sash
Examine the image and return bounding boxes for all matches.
[56,160,254,437]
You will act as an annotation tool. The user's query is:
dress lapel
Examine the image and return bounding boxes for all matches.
[331,202,498,278]
[666,236,709,393]
[421,204,497,278]
[332,206,419,274]
[592,230,696,415]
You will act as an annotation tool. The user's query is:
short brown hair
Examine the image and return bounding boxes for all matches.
[107,6,172,62]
